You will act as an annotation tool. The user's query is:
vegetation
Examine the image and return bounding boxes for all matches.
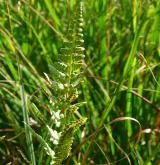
[0,0,160,164]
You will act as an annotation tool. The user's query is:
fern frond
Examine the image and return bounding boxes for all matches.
[49,1,85,92]
[38,1,87,164]
[26,124,55,159]
[54,118,87,165]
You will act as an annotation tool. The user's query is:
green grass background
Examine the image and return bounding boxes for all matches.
[0,0,160,164]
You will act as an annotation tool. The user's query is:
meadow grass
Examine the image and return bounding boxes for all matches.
[0,0,160,164]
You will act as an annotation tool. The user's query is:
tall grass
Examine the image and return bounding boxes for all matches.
[0,0,160,164]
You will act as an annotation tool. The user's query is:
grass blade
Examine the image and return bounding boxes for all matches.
[21,84,36,165]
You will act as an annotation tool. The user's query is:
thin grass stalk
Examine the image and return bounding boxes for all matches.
[126,57,136,137]
[132,0,137,33]
[21,84,36,165]
[6,0,13,34]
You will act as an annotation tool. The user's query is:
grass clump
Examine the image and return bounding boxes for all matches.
[0,0,160,165]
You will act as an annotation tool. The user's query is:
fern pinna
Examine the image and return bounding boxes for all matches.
[30,1,86,164]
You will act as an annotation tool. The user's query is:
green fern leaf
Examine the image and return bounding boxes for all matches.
[54,118,87,165]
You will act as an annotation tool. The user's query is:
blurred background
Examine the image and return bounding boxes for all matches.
[0,0,160,164]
